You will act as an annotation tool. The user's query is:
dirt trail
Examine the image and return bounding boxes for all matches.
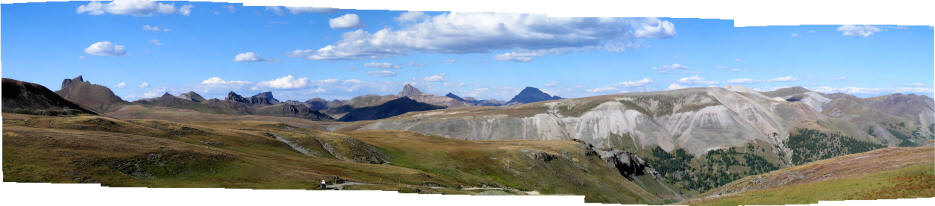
[268,132,314,156]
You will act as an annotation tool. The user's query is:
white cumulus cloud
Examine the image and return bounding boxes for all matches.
[77,0,192,17]
[726,76,798,84]
[727,78,758,84]
[653,63,689,73]
[364,62,401,69]
[494,48,573,62]
[287,7,337,14]
[329,14,362,29]
[619,78,653,87]
[812,86,933,95]
[768,76,797,82]
[142,24,170,32]
[116,82,126,89]
[667,83,687,90]
[676,75,717,85]
[422,73,446,82]
[233,52,267,62]
[138,82,149,88]
[255,75,309,89]
[586,86,618,93]
[289,13,675,61]
[395,11,426,22]
[84,41,126,56]
[200,77,250,86]
[149,39,162,46]
[633,17,676,38]
[837,25,881,37]
[367,70,397,77]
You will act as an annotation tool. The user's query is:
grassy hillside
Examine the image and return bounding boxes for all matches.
[785,128,885,165]
[684,146,934,205]
[2,113,662,204]
[641,140,784,195]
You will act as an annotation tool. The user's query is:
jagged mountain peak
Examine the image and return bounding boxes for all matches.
[507,86,561,104]
[249,91,279,105]
[398,84,423,97]
[54,75,124,112]
[226,91,248,103]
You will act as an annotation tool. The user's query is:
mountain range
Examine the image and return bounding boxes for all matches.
[3,75,933,204]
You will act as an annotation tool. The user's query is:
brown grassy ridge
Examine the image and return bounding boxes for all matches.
[682,146,935,205]
[2,112,662,204]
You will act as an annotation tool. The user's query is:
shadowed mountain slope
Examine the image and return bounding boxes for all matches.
[2,78,96,115]
[338,97,446,122]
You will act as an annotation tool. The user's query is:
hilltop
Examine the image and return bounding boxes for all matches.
[55,75,125,112]
[2,78,96,115]
[684,146,934,205]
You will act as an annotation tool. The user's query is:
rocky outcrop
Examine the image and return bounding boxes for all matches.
[55,75,125,112]
[249,92,279,105]
[398,84,423,97]
[225,91,248,103]
[599,150,650,178]
[318,137,389,164]
[2,78,96,115]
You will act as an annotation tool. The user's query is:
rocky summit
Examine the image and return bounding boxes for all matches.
[226,91,249,103]
[507,86,562,104]
[55,75,125,112]
[249,92,280,105]
[398,84,423,97]
[178,91,206,102]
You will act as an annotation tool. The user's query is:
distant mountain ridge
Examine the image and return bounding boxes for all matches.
[338,97,445,121]
[133,90,332,121]
[360,85,935,155]
[2,78,96,115]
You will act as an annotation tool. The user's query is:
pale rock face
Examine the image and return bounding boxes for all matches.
[358,86,932,156]
[794,92,831,112]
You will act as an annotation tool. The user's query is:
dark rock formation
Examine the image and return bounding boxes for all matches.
[249,92,279,105]
[55,75,125,112]
[338,97,445,122]
[398,84,423,97]
[529,151,558,162]
[225,91,248,103]
[2,78,96,115]
[445,93,465,101]
[602,150,649,179]
[507,87,562,104]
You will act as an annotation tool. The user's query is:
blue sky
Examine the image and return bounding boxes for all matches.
[2,1,933,101]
